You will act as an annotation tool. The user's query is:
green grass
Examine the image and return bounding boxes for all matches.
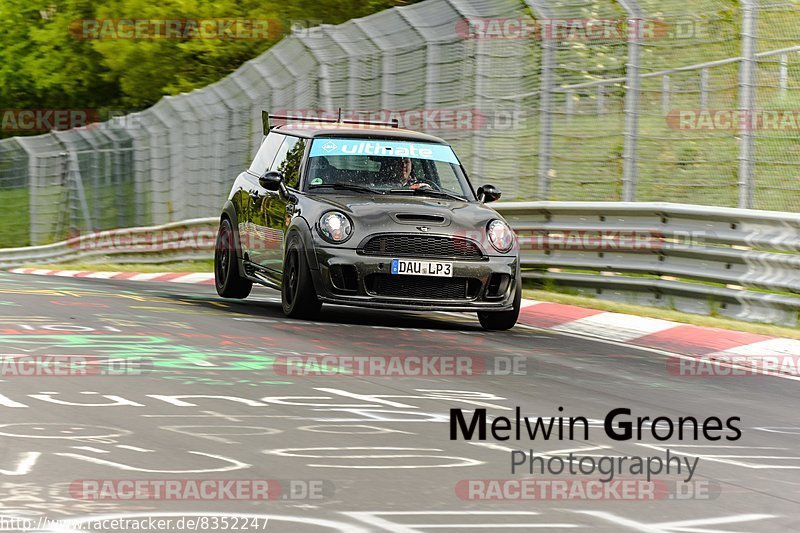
[488,103,800,211]
[0,188,31,248]
[479,24,800,212]
[523,288,800,340]
[0,175,140,249]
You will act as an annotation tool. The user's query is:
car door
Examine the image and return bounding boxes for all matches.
[248,134,306,277]
[237,132,284,265]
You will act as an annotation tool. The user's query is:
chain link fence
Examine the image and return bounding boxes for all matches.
[1,0,799,247]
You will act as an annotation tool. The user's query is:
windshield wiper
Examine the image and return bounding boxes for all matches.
[309,183,382,195]
[387,188,467,202]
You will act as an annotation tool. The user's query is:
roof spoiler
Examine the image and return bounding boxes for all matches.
[262,109,399,135]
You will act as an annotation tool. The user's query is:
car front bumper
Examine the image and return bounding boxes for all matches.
[310,245,519,312]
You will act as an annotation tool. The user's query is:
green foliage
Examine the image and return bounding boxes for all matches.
[279,139,307,188]
[0,0,116,112]
[0,0,418,127]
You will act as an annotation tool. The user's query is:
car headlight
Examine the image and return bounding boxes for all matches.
[318,211,353,244]
[487,219,514,252]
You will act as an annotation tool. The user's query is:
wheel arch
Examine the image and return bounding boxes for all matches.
[220,201,245,269]
[286,216,319,271]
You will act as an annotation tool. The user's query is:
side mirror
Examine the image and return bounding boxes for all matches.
[477,184,501,203]
[259,170,284,191]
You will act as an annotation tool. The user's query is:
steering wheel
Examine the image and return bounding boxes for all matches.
[409,179,441,191]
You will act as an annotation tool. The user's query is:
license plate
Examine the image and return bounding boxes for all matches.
[391,259,453,277]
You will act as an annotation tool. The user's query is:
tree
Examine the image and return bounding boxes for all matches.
[0,0,116,114]
[0,0,420,129]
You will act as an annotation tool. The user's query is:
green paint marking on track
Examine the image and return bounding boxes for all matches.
[0,334,351,375]
[0,334,281,371]
[161,376,293,386]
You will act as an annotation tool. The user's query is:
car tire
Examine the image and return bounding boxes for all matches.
[215,218,252,299]
[282,235,322,319]
[477,278,521,331]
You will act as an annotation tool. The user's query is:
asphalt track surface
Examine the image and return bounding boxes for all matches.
[0,270,797,532]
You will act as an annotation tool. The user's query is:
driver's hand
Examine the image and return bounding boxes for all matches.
[409,182,432,190]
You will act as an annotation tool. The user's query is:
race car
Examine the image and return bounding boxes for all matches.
[214,112,521,330]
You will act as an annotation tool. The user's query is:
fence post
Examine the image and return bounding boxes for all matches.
[27,153,37,246]
[537,36,555,200]
[738,0,758,209]
[779,53,788,98]
[565,89,574,122]
[700,68,709,109]
[619,0,643,202]
[63,150,92,236]
[472,35,488,183]
[597,84,605,115]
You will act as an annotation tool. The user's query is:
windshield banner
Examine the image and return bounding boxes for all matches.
[310,138,459,164]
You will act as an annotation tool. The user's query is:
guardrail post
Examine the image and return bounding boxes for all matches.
[661,75,670,114]
[738,0,758,209]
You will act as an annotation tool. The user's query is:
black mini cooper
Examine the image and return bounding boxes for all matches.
[214,113,521,330]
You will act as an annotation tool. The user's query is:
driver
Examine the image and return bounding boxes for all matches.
[381,156,412,183]
[396,157,413,185]
[384,157,430,189]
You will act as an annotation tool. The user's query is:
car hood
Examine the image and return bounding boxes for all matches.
[306,193,504,231]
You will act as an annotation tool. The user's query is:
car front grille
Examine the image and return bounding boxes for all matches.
[366,274,481,301]
[361,235,482,260]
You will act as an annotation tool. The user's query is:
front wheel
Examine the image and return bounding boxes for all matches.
[282,236,322,319]
[215,218,252,299]
[478,278,521,331]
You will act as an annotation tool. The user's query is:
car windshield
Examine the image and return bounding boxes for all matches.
[304,137,474,199]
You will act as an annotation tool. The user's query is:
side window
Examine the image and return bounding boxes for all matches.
[248,132,283,176]
[272,136,306,189]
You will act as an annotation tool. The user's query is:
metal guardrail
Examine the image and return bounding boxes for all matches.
[500,202,800,327]
[1,202,798,326]
[0,218,217,269]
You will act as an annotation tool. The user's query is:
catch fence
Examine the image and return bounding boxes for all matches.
[1,0,799,247]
